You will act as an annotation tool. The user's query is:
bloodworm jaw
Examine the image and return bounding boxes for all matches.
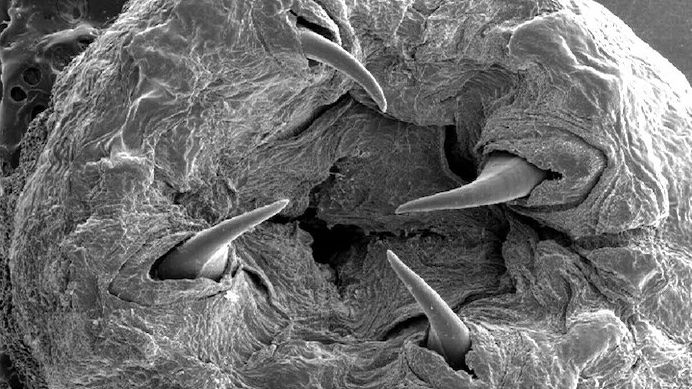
[386,250,472,371]
[298,28,387,113]
[152,199,290,281]
[396,152,547,214]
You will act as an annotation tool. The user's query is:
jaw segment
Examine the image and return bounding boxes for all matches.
[155,199,290,281]
[395,152,547,214]
[386,250,471,370]
[299,28,387,113]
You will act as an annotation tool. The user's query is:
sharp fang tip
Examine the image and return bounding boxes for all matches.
[386,250,471,369]
[155,199,290,281]
[299,28,387,112]
[395,152,547,214]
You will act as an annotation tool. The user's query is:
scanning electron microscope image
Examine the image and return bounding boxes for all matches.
[0,0,690,388]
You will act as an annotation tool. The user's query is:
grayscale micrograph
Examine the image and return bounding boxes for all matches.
[1,0,691,388]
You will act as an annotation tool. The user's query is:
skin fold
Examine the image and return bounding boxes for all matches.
[0,0,691,388]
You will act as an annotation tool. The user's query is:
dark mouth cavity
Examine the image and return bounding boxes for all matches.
[292,11,337,43]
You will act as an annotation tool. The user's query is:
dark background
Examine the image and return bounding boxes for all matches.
[596,0,692,82]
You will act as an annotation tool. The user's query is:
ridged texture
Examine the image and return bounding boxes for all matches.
[1,0,690,388]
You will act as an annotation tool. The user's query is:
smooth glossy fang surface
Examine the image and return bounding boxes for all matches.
[155,199,290,281]
[386,250,471,370]
[395,152,547,214]
[299,28,387,113]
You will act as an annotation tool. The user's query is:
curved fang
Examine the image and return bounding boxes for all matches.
[395,152,547,214]
[299,28,387,113]
[155,199,290,281]
[386,250,471,370]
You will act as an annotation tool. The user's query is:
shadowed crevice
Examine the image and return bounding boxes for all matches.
[443,125,477,182]
[293,13,336,42]
[264,163,368,288]
[0,352,23,389]
[512,212,573,247]
[298,213,367,266]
